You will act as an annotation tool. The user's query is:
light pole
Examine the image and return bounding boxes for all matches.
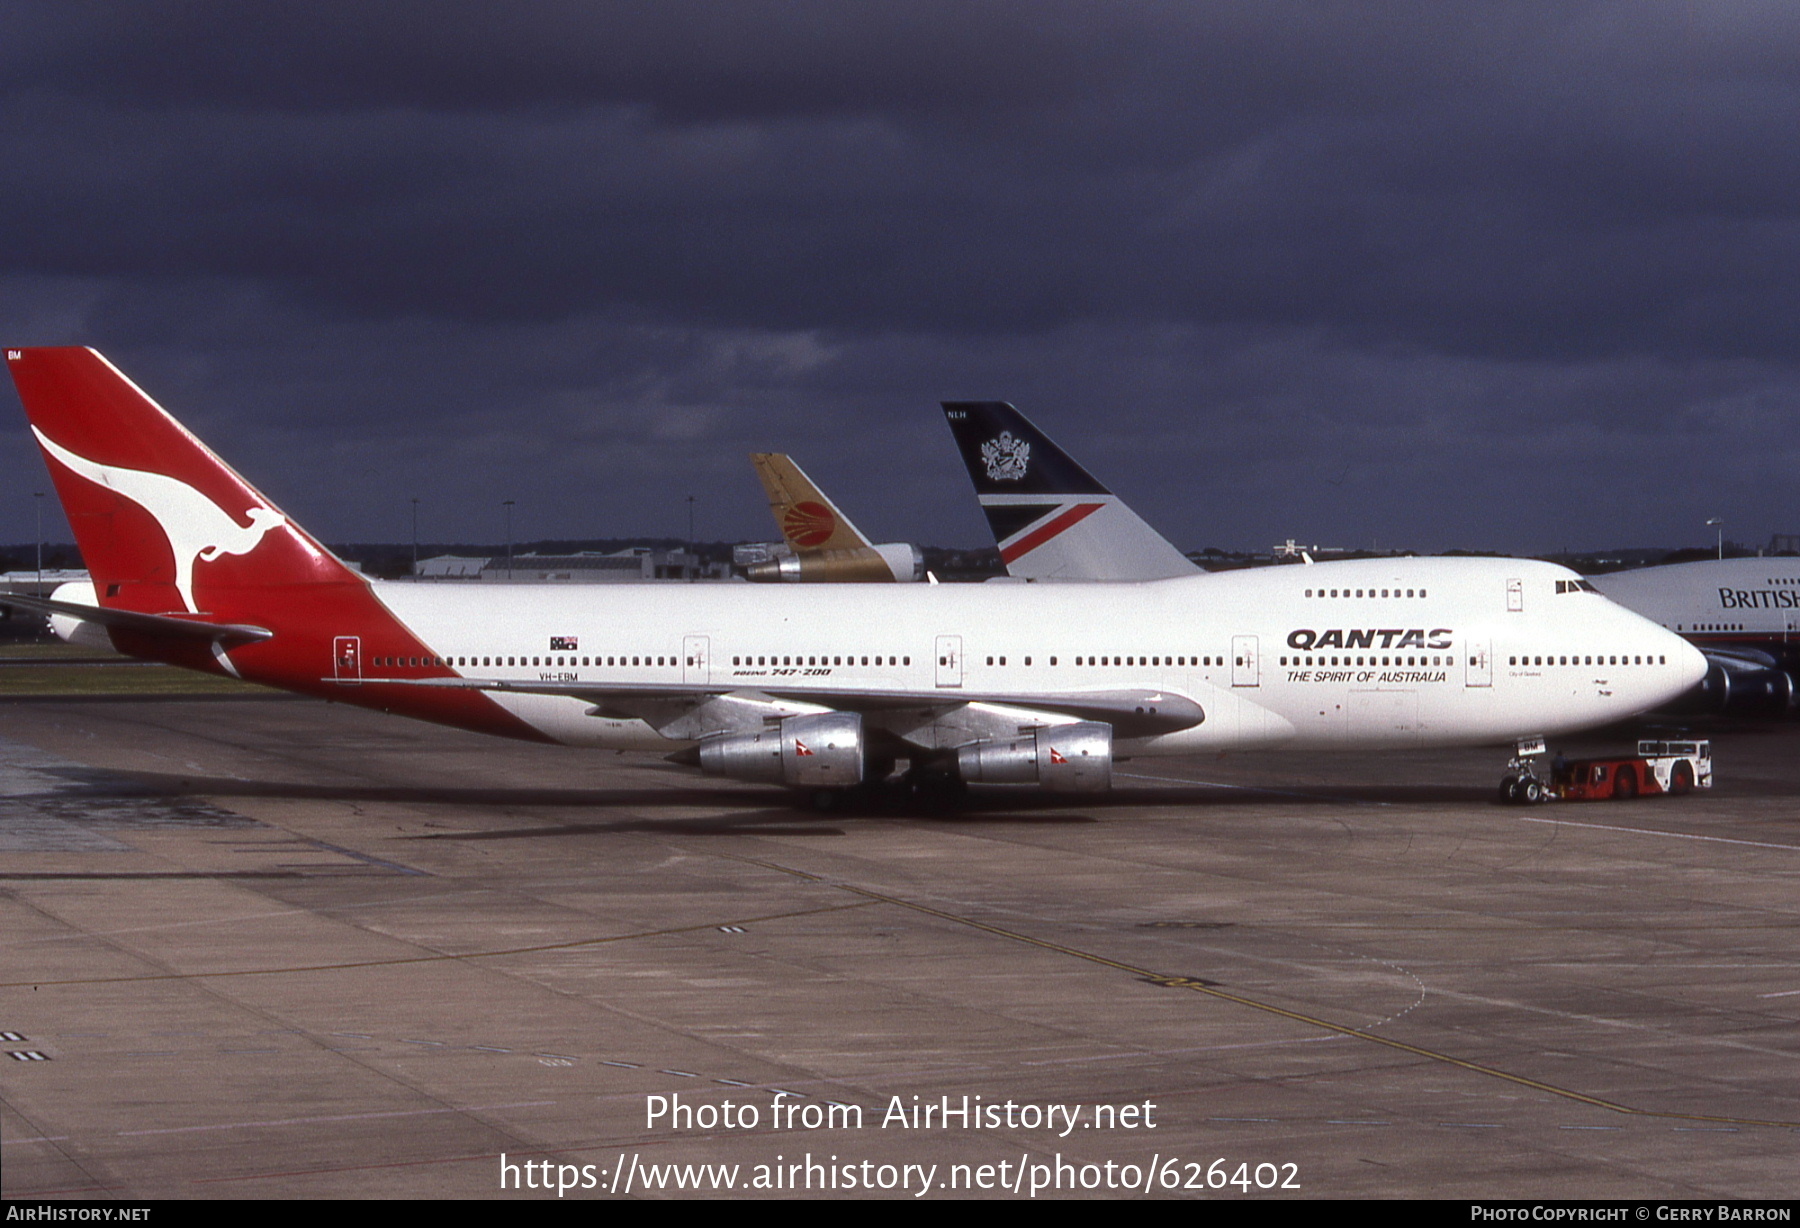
[686,494,696,580]
[1706,517,1723,561]
[503,500,515,579]
[33,491,44,591]
[411,497,420,576]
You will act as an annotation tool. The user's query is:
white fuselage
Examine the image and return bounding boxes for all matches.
[372,556,1706,754]
[1591,557,1800,657]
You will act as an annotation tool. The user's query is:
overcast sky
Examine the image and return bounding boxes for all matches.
[3,1,1796,556]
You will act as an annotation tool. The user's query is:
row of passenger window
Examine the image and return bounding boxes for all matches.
[724,653,1232,669]
[371,652,1235,672]
[1282,655,1450,667]
[1305,587,1427,599]
[375,654,679,669]
[733,655,910,666]
[977,655,1228,667]
[972,655,1238,666]
[1510,654,1668,666]
[1070,655,1224,667]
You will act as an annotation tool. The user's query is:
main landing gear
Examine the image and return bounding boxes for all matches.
[1498,736,1549,806]
[805,761,970,814]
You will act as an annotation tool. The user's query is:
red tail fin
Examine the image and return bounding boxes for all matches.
[7,347,359,617]
[7,347,549,741]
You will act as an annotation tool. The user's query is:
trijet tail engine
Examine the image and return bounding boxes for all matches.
[697,712,866,788]
[744,543,923,583]
[954,721,1113,792]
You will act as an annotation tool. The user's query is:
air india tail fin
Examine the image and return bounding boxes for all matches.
[7,347,360,620]
[940,401,1197,581]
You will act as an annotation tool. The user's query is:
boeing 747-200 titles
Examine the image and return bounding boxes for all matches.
[7,349,1706,802]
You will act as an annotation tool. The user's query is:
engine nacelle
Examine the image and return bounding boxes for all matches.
[873,542,926,582]
[954,721,1113,793]
[697,712,866,788]
[744,543,924,583]
[1681,657,1798,716]
[45,580,113,650]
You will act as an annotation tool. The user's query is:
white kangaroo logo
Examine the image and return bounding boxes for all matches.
[33,427,289,613]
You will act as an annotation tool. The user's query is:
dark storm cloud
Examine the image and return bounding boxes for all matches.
[3,1,1105,119]
[1,3,1797,551]
[7,2,1800,351]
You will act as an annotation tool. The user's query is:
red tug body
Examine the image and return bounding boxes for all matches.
[1551,740,1712,802]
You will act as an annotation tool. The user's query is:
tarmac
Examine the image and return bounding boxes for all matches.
[1,695,1796,1199]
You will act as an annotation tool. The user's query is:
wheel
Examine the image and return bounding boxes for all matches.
[1670,760,1694,796]
[1519,777,1544,805]
[878,778,915,812]
[1500,776,1522,804]
[1612,767,1637,800]
[907,764,969,813]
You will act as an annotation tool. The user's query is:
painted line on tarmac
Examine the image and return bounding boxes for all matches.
[1518,814,1800,851]
[725,852,1800,1132]
[1116,769,1391,806]
[0,900,877,989]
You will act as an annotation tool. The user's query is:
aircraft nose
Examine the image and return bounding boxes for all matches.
[1674,633,1709,691]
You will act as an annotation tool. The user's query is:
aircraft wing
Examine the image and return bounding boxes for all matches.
[359,675,1204,738]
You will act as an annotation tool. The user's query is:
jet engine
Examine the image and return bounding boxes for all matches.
[45,580,113,650]
[744,543,925,583]
[953,721,1113,792]
[696,712,866,787]
[1682,651,1798,716]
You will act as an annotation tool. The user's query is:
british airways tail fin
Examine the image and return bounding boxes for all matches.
[940,401,1197,581]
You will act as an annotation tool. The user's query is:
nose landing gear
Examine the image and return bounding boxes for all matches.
[1499,736,1549,806]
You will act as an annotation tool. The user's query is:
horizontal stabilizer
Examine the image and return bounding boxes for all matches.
[1,591,273,645]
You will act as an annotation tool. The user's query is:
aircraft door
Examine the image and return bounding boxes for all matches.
[1465,638,1491,687]
[332,636,361,685]
[936,635,963,688]
[1507,578,1523,612]
[683,635,710,685]
[1232,635,1259,687]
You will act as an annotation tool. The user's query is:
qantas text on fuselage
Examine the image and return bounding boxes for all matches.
[1286,628,1454,651]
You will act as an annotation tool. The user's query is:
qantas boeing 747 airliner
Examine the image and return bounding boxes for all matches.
[6,349,1706,801]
